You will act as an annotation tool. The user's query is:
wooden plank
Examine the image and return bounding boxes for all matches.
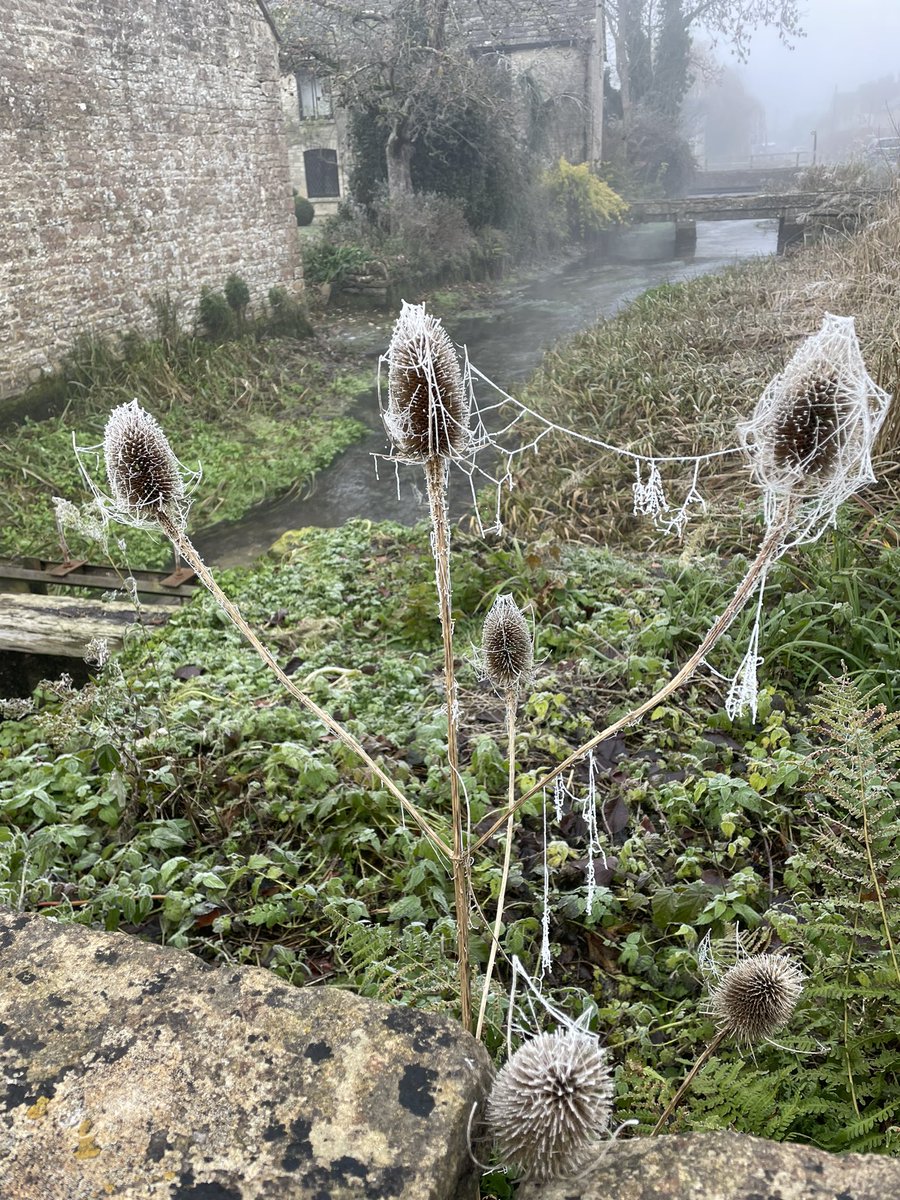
[0,560,197,598]
[0,593,180,658]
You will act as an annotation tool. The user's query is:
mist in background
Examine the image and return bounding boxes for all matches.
[726,0,900,155]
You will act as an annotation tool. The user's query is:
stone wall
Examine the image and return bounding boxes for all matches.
[0,0,301,398]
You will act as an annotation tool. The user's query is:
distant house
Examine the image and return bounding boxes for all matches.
[281,65,348,219]
[0,0,300,398]
[279,0,602,218]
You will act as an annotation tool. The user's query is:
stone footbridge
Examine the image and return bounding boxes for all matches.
[626,190,886,254]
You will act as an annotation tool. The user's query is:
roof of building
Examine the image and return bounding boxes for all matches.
[450,0,595,48]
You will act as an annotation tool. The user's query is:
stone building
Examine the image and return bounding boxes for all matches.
[280,0,602,216]
[0,0,301,399]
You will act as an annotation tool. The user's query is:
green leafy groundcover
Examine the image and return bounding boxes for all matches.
[1,519,898,1157]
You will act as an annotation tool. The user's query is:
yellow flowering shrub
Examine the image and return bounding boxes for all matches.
[544,158,628,239]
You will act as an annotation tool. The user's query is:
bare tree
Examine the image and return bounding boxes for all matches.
[275,0,582,200]
[605,0,803,125]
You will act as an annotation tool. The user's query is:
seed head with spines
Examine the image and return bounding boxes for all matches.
[383,302,470,461]
[486,1028,613,1181]
[708,952,804,1044]
[770,372,844,480]
[482,594,533,693]
[737,313,890,546]
[102,400,190,529]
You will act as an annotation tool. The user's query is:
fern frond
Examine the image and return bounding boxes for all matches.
[336,917,460,1010]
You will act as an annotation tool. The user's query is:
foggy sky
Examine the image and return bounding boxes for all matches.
[726,0,900,143]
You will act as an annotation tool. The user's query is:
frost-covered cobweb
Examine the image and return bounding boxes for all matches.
[376,301,742,539]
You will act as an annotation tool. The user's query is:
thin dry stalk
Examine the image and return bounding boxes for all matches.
[471,514,790,855]
[650,1027,727,1134]
[475,685,517,1041]
[157,514,451,860]
[424,455,472,1030]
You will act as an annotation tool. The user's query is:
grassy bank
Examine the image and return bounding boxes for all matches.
[0,333,367,568]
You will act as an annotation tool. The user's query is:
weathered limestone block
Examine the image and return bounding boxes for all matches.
[0,910,491,1200]
[517,1131,900,1200]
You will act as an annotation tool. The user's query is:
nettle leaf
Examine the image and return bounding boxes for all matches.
[388,894,425,922]
[194,871,228,892]
[159,856,192,886]
[147,821,190,851]
[264,742,339,794]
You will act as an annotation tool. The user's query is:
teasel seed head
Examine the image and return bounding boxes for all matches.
[482,594,533,693]
[738,314,891,544]
[384,301,469,461]
[486,1029,613,1181]
[103,400,187,528]
[708,952,804,1045]
[769,372,844,482]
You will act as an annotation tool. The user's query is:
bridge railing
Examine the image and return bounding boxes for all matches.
[701,152,812,171]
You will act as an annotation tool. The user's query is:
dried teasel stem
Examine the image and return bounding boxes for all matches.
[154,526,450,861]
[475,595,533,1040]
[424,455,472,1030]
[384,304,473,1029]
[93,403,447,857]
[475,685,517,1041]
[471,512,791,855]
[650,1027,727,1135]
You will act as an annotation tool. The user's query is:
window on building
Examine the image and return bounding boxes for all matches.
[296,71,333,120]
[303,148,340,198]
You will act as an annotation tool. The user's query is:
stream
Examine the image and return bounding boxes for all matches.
[199,218,778,568]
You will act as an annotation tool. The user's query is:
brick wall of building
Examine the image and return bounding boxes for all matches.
[0,0,300,397]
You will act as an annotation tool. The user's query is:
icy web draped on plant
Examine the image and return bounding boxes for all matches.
[377,301,738,538]
[740,313,890,550]
[380,306,890,723]
[725,313,891,719]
